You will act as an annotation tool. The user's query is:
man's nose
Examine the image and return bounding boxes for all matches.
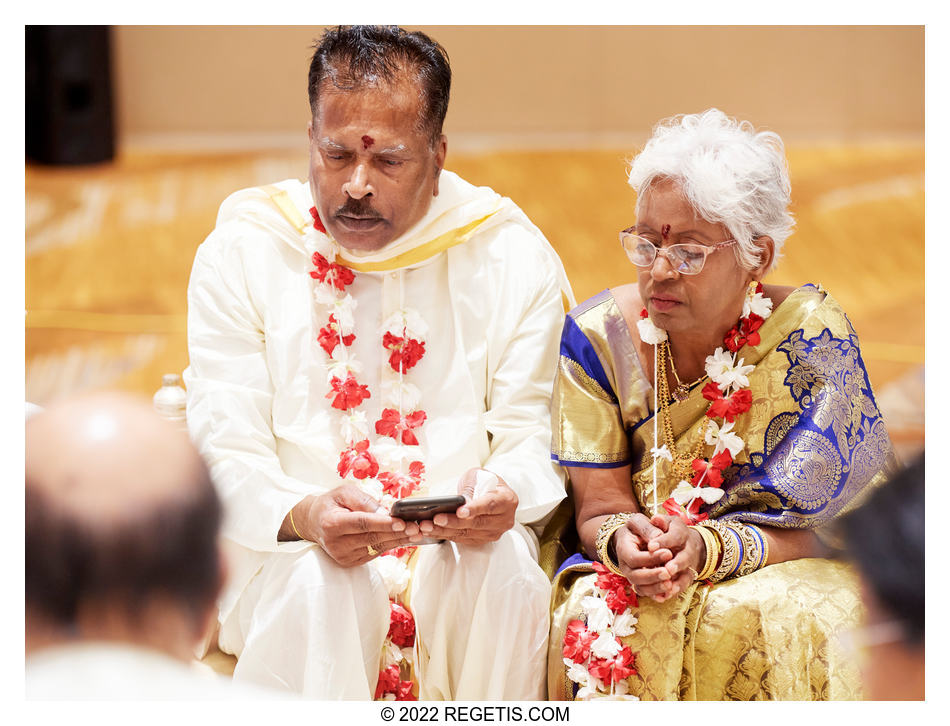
[342,162,374,199]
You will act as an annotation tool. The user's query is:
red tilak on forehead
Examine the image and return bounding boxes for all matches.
[361,135,375,150]
[661,224,671,240]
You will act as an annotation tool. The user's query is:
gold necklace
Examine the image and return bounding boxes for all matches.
[656,340,708,482]
[665,342,708,402]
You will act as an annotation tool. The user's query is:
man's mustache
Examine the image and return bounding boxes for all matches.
[335,198,383,219]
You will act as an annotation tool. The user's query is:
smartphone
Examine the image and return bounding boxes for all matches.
[390,495,465,521]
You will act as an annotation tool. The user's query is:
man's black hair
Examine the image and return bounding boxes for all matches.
[308,25,451,146]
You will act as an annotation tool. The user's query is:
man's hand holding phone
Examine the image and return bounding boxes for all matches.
[416,468,518,545]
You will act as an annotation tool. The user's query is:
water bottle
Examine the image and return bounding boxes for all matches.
[153,373,187,430]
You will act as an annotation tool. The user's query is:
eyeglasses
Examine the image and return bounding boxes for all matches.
[619,228,738,275]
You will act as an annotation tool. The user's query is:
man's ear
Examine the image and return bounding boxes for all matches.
[307,119,314,144]
[432,134,447,197]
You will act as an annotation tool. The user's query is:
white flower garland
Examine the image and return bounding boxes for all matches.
[304,210,424,700]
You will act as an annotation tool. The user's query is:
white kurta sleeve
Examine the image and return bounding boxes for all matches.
[477,226,572,526]
[184,225,314,553]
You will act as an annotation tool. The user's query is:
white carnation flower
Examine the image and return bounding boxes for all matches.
[380,308,429,340]
[340,410,369,443]
[704,348,754,392]
[591,632,622,660]
[696,486,725,504]
[705,419,745,457]
[581,595,613,633]
[671,480,696,505]
[382,380,422,411]
[330,294,357,330]
[672,480,724,506]
[376,555,411,598]
[313,284,340,306]
[651,444,673,463]
[576,676,606,701]
[563,658,591,687]
[381,639,405,669]
[326,349,363,382]
[303,227,336,261]
[742,290,773,319]
[402,309,428,340]
[373,438,422,469]
[636,316,667,344]
[611,610,638,638]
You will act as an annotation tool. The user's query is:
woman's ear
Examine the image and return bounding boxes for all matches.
[751,235,775,278]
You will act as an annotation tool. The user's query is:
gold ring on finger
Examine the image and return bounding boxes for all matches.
[367,543,379,557]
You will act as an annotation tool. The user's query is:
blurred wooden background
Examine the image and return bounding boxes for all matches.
[24,26,924,460]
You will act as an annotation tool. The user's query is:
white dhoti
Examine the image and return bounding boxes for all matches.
[219,525,549,699]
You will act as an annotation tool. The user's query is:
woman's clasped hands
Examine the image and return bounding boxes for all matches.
[612,513,706,602]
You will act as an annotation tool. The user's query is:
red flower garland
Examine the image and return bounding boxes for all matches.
[383,332,426,373]
[327,372,371,411]
[656,289,770,525]
[337,439,380,480]
[592,562,639,613]
[376,408,427,446]
[307,206,429,702]
[562,565,640,697]
[310,251,355,291]
[588,647,637,685]
[317,315,356,356]
[563,620,597,662]
[379,462,425,499]
[388,601,416,648]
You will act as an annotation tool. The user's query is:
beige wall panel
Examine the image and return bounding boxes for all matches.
[113,25,923,149]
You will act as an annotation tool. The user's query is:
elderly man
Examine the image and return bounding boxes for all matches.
[24,392,270,698]
[184,26,573,699]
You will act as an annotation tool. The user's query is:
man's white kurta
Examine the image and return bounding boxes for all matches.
[184,171,573,699]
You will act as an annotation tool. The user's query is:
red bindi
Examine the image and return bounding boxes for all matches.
[361,135,375,150]
[661,224,671,240]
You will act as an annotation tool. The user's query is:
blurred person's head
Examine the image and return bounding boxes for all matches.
[25,392,223,662]
[838,453,924,699]
[306,25,451,252]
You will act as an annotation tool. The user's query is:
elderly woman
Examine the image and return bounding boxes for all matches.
[545,109,898,700]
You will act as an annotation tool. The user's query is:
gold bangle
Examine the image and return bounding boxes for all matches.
[701,520,740,583]
[595,513,634,576]
[692,524,721,581]
[755,524,770,568]
[289,507,305,541]
[729,523,762,577]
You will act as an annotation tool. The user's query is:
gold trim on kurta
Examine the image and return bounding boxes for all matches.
[261,185,500,273]
[262,185,310,233]
[338,212,499,272]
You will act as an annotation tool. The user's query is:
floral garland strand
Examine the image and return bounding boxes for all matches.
[562,562,639,699]
[636,282,772,525]
[306,208,426,700]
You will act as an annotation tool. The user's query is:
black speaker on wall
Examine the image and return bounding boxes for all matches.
[26,25,115,165]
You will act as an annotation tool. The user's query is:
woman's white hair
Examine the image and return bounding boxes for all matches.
[627,108,794,273]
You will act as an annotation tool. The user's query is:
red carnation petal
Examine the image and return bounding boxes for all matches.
[309,207,327,234]
[702,381,724,401]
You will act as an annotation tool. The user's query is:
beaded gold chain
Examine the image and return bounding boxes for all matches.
[655,339,709,482]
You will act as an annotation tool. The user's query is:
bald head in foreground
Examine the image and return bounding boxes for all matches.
[24,392,250,699]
